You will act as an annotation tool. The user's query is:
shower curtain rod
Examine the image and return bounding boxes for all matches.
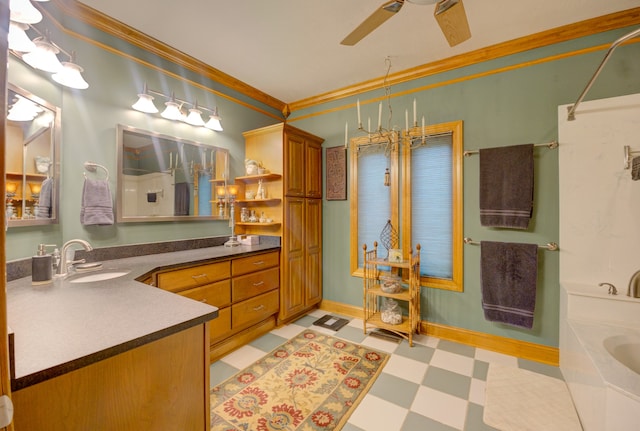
[567,27,640,121]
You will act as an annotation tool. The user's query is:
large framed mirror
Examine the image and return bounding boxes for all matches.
[5,83,61,227]
[116,124,230,222]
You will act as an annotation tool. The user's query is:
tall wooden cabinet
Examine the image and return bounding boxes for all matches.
[242,124,324,323]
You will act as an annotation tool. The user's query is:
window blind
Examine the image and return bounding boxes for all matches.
[357,149,391,267]
[411,135,453,279]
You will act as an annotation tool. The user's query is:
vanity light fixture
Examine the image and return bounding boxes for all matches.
[8,21,36,52]
[132,84,224,131]
[9,0,43,25]
[7,94,43,121]
[131,83,159,114]
[8,4,90,90]
[22,36,62,72]
[52,52,89,89]
[185,103,205,127]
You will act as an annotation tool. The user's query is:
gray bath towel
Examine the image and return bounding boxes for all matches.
[632,156,640,181]
[80,178,114,225]
[174,182,190,216]
[35,177,53,218]
[479,144,534,229]
[480,241,538,329]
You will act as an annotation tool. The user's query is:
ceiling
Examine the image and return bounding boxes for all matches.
[76,0,640,104]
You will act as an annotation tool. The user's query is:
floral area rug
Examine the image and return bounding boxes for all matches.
[210,329,389,431]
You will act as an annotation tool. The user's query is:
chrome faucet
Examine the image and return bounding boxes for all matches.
[57,239,93,276]
[627,270,640,298]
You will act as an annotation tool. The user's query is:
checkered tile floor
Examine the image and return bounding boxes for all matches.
[210,309,567,431]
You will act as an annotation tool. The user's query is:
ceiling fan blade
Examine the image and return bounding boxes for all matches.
[341,0,405,46]
[434,0,471,47]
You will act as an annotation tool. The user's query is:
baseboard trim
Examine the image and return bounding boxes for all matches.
[319,300,559,366]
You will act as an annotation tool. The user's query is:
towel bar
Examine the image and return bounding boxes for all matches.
[84,161,109,180]
[463,237,558,251]
[463,141,558,157]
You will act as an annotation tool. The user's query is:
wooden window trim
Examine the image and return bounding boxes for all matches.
[402,120,464,292]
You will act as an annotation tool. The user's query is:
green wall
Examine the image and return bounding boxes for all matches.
[6,13,279,260]
[7,9,640,350]
[288,27,640,348]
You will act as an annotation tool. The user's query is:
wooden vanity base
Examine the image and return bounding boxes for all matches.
[12,324,210,431]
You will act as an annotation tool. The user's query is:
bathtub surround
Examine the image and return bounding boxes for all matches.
[559,93,640,430]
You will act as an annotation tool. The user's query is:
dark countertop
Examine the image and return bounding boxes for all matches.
[7,242,280,390]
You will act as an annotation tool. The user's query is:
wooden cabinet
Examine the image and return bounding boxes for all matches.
[242,124,324,323]
[154,250,280,360]
[362,242,421,346]
[283,128,323,198]
[13,324,211,431]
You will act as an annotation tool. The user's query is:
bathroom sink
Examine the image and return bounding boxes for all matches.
[69,271,130,284]
[603,335,640,375]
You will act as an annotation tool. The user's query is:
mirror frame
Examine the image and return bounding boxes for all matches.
[115,124,230,223]
[6,83,61,227]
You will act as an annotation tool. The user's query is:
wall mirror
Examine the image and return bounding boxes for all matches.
[116,124,230,222]
[5,83,60,227]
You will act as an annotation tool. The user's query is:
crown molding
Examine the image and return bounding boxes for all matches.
[289,7,640,112]
[50,0,287,115]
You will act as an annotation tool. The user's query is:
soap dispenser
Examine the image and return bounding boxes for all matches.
[32,244,55,285]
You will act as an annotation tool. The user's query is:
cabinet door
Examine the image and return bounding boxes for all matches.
[281,197,306,320]
[305,141,323,198]
[284,132,306,197]
[305,198,322,306]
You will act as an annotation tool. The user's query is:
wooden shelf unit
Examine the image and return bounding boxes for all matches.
[362,242,421,346]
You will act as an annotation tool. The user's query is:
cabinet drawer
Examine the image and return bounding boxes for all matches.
[232,290,279,330]
[157,261,230,293]
[209,307,232,343]
[231,251,279,277]
[179,280,231,308]
[232,267,279,303]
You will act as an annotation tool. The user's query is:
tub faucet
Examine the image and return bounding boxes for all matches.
[627,270,640,298]
[57,239,93,276]
[598,282,617,295]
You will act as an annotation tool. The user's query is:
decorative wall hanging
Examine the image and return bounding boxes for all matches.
[326,145,347,200]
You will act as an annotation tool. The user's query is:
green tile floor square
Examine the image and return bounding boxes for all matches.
[423,365,472,400]
[369,372,420,409]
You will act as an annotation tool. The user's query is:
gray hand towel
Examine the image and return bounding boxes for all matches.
[80,178,114,225]
[479,144,534,229]
[35,177,53,219]
[480,241,538,329]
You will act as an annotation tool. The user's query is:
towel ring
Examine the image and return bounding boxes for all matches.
[84,161,109,181]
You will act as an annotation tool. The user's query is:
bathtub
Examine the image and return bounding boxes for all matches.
[560,282,640,431]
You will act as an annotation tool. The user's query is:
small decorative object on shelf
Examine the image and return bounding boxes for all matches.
[380,298,402,325]
[380,274,402,293]
[388,248,403,263]
[379,219,399,258]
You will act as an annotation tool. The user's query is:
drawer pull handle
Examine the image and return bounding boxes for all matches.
[252,261,265,266]
[253,305,265,312]
[253,281,265,287]
[200,299,208,303]
[191,274,208,280]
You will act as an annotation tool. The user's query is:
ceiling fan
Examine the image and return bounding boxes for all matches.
[341,0,471,47]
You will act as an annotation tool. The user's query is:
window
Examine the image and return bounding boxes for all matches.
[351,120,463,291]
